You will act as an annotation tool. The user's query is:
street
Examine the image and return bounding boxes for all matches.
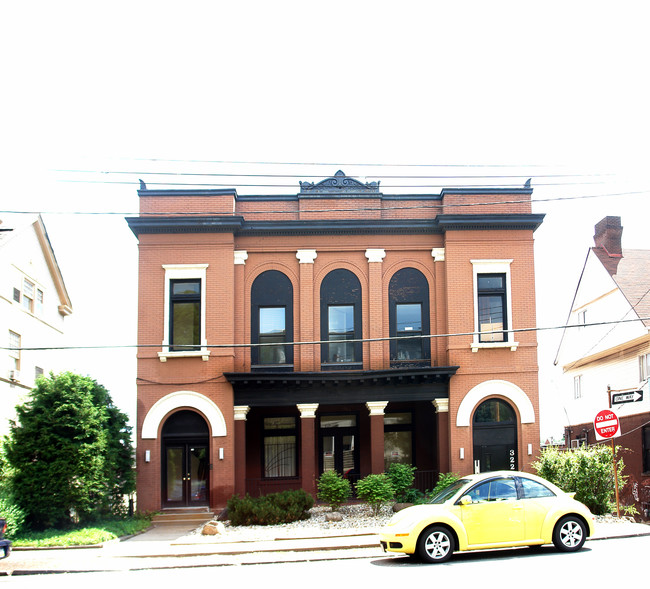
[1,536,647,588]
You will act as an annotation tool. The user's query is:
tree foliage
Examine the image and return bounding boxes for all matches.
[532,444,626,515]
[4,372,135,529]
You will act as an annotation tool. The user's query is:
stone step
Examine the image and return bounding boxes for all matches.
[152,508,215,525]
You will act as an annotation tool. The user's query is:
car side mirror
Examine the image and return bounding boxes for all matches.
[459,495,473,505]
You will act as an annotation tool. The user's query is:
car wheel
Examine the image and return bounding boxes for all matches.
[417,526,455,563]
[553,516,586,552]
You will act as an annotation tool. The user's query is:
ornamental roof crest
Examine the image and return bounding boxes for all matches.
[299,170,380,193]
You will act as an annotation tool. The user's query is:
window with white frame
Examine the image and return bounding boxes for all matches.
[22,279,35,312]
[640,354,649,382]
[36,288,44,315]
[471,260,516,351]
[9,331,21,371]
[160,264,209,360]
[577,309,587,328]
[574,375,582,399]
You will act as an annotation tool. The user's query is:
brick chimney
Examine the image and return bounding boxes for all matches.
[593,216,623,275]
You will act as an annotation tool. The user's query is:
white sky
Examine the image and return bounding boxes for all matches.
[2,2,648,440]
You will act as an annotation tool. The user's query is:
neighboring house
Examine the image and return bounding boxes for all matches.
[126,171,544,512]
[0,214,73,435]
[555,216,650,518]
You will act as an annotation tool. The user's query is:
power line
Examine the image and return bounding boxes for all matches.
[2,188,648,218]
[55,168,614,181]
[118,157,564,168]
[58,178,612,189]
[3,316,648,353]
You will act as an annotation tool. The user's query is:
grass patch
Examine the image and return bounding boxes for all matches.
[12,517,153,548]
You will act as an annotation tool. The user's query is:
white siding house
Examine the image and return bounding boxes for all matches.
[0,214,72,435]
[555,216,650,517]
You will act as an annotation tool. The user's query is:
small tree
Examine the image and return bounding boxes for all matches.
[355,474,394,516]
[317,470,352,510]
[533,444,626,515]
[5,372,135,529]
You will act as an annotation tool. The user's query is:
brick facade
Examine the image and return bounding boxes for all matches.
[127,172,544,512]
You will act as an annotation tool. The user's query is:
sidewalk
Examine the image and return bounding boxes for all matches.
[2,519,649,575]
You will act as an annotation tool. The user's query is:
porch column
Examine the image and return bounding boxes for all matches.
[233,405,250,497]
[433,399,450,474]
[365,249,386,370]
[297,403,319,497]
[297,250,317,371]
[233,251,248,371]
[366,401,388,474]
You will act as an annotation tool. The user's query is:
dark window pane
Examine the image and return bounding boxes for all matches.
[259,307,287,364]
[474,399,516,423]
[264,417,296,430]
[172,281,201,296]
[321,415,356,428]
[384,431,413,469]
[264,435,296,477]
[478,275,504,290]
[172,301,200,349]
[170,279,200,351]
[397,304,422,332]
[384,412,412,426]
[328,305,355,362]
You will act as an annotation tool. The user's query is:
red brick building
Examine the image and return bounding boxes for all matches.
[127,171,544,512]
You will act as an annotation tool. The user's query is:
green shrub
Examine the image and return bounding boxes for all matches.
[317,471,352,510]
[355,474,394,516]
[430,472,460,497]
[533,445,626,515]
[227,489,314,526]
[386,463,416,502]
[0,494,27,538]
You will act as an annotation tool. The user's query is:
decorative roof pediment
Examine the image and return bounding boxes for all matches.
[299,170,380,194]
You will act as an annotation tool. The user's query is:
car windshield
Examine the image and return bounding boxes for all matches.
[428,479,470,504]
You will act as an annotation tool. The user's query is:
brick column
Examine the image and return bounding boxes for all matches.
[431,248,446,364]
[365,249,386,370]
[297,250,317,371]
[366,401,388,474]
[233,405,250,496]
[297,403,319,497]
[233,251,248,371]
[432,399,450,475]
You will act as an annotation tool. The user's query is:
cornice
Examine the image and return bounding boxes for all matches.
[126,213,545,237]
[437,213,545,232]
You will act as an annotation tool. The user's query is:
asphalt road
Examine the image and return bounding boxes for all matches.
[1,536,649,588]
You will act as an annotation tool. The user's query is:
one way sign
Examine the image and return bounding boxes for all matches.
[611,390,644,404]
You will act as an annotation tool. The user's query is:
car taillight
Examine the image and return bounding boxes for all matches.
[0,522,6,535]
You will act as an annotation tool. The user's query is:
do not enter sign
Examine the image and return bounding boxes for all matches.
[594,409,620,440]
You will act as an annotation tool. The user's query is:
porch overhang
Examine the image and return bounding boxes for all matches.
[224,366,459,407]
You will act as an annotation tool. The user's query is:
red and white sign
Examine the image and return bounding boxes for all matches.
[594,409,620,440]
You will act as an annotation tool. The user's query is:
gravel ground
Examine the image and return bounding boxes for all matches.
[184,504,393,543]
[181,504,643,544]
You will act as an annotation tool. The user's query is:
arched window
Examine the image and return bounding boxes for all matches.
[389,268,430,365]
[320,269,362,369]
[251,270,293,368]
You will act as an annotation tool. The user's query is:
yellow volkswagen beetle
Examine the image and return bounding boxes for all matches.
[379,471,594,563]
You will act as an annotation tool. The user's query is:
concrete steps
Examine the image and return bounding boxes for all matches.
[152,507,214,527]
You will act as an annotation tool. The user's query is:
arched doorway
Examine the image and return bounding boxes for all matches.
[472,399,517,473]
[162,410,209,507]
